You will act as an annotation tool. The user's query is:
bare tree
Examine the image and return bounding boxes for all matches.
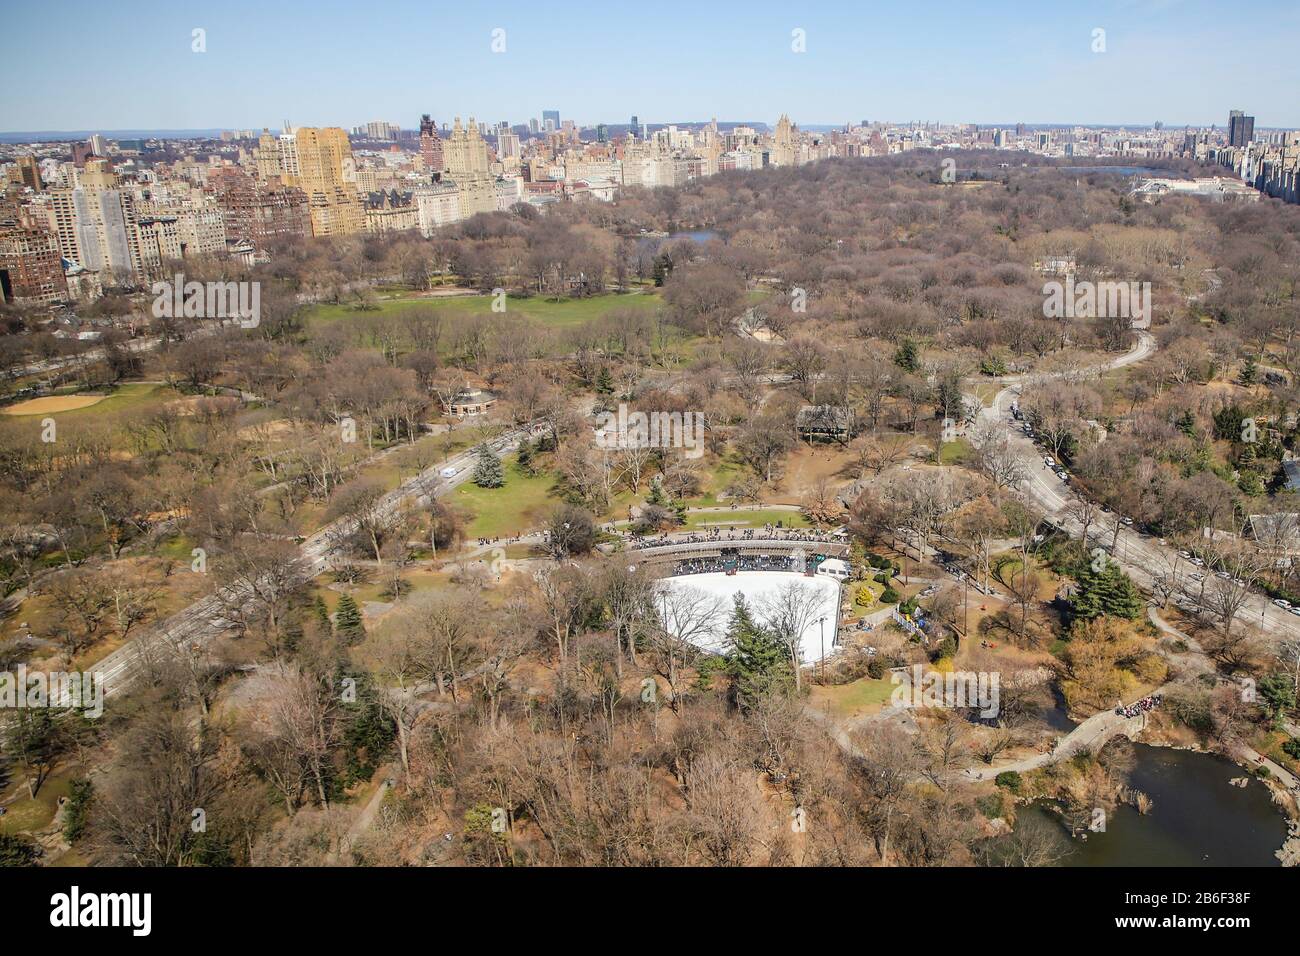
[760,580,824,692]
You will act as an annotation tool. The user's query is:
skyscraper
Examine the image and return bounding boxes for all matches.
[1229,110,1255,148]
[542,110,560,131]
[442,117,496,217]
[293,127,364,236]
[12,155,42,191]
[419,114,444,175]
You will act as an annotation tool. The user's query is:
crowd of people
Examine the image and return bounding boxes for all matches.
[671,554,804,576]
[623,526,843,551]
[1116,694,1162,719]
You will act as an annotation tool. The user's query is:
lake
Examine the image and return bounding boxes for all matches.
[1019,744,1288,866]
[668,230,721,243]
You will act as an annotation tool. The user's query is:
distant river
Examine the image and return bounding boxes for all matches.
[1020,744,1287,866]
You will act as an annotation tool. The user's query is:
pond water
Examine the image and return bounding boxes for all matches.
[668,230,721,243]
[1019,744,1287,866]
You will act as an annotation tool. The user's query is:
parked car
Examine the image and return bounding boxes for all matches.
[1273,599,1292,610]
[1056,471,1069,481]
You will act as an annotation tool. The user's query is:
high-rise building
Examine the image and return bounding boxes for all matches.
[9,155,42,191]
[1229,110,1255,148]
[0,224,67,305]
[419,114,444,175]
[442,117,496,217]
[293,127,364,236]
[209,165,310,250]
[542,110,560,131]
[355,120,400,141]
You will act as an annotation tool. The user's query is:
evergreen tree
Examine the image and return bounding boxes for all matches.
[725,595,794,710]
[517,439,535,475]
[595,366,614,395]
[646,476,668,508]
[1176,410,1196,437]
[313,595,332,631]
[334,593,365,644]
[1240,354,1258,385]
[472,443,505,488]
[0,833,39,867]
[1072,559,1143,621]
[894,339,920,373]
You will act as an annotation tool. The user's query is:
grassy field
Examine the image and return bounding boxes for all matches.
[940,438,976,465]
[0,767,77,836]
[682,508,809,531]
[452,455,558,538]
[682,455,745,508]
[1,382,178,419]
[306,290,662,331]
[810,677,897,718]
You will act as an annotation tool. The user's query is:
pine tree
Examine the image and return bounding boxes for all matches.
[334,593,365,644]
[595,366,614,395]
[646,476,668,508]
[517,440,535,475]
[894,339,920,373]
[725,595,794,710]
[472,443,505,488]
[1072,559,1143,621]
[1240,354,1258,385]
[313,595,332,631]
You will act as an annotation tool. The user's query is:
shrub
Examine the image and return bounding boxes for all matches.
[881,586,901,604]
[994,771,1022,793]
[62,778,94,844]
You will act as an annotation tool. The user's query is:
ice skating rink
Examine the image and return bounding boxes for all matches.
[658,571,841,664]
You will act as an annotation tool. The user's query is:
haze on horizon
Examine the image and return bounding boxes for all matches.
[2,0,1298,133]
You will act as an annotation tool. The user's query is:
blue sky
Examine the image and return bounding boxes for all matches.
[2,0,1298,132]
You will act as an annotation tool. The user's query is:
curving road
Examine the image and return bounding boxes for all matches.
[75,425,534,703]
[974,331,1300,644]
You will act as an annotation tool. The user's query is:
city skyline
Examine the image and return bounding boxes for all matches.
[3,0,1300,132]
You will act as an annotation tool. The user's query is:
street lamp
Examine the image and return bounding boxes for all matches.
[818,615,827,684]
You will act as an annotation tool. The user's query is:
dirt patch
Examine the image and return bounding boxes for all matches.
[237,418,295,440]
[2,394,106,416]
[778,445,857,503]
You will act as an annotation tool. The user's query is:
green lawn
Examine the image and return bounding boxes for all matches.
[813,678,897,718]
[940,438,975,465]
[306,290,662,331]
[682,508,809,531]
[2,381,179,419]
[682,455,745,508]
[0,768,76,836]
[452,456,558,538]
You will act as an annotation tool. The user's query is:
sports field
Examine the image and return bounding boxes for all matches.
[3,394,107,415]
